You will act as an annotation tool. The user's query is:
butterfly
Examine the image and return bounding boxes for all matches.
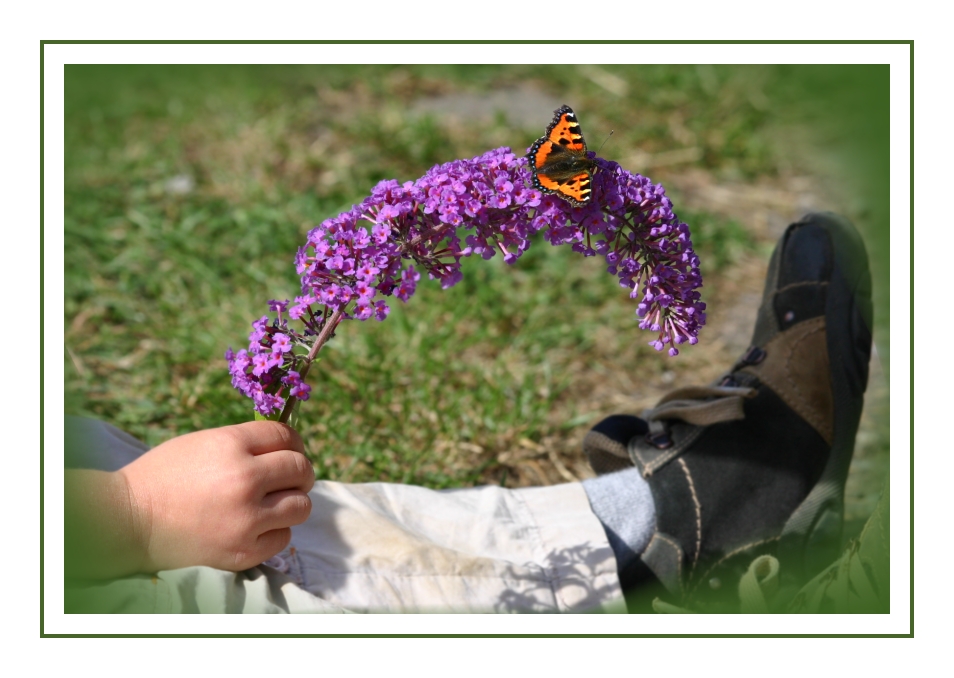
[527,105,599,207]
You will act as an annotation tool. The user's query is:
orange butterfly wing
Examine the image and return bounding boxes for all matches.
[527,105,598,206]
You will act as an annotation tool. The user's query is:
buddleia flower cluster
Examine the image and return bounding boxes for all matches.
[227,146,706,419]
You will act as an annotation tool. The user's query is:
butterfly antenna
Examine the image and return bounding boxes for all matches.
[596,130,615,156]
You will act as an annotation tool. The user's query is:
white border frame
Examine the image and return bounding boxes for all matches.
[42,42,912,636]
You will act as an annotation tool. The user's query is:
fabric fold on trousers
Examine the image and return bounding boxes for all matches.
[286,479,623,613]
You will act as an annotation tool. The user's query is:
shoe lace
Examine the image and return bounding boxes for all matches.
[642,383,757,448]
[641,347,764,449]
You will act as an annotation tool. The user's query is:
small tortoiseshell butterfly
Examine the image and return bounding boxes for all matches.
[527,105,599,207]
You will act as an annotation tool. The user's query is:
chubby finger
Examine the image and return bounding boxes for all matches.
[230,420,305,456]
[259,489,313,530]
[255,448,316,495]
[229,527,293,571]
[255,527,293,563]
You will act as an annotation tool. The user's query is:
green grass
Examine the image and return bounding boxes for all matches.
[63,64,889,488]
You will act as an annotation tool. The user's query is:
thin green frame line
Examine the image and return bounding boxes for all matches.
[41,42,912,638]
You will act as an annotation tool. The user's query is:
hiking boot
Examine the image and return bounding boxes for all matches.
[583,212,874,612]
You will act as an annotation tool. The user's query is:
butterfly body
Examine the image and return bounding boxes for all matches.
[527,105,598,206]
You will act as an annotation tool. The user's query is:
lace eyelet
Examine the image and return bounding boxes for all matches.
[646,431,672,449]
[740,346,767,366]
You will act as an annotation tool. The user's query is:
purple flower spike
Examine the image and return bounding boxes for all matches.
[228,145,705,417]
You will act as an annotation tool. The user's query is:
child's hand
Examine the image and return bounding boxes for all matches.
[116,421,315,574]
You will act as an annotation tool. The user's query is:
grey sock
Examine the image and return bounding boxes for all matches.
[582,467,656,572]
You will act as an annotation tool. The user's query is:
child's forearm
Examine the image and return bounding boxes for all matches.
[64,469,148,580]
